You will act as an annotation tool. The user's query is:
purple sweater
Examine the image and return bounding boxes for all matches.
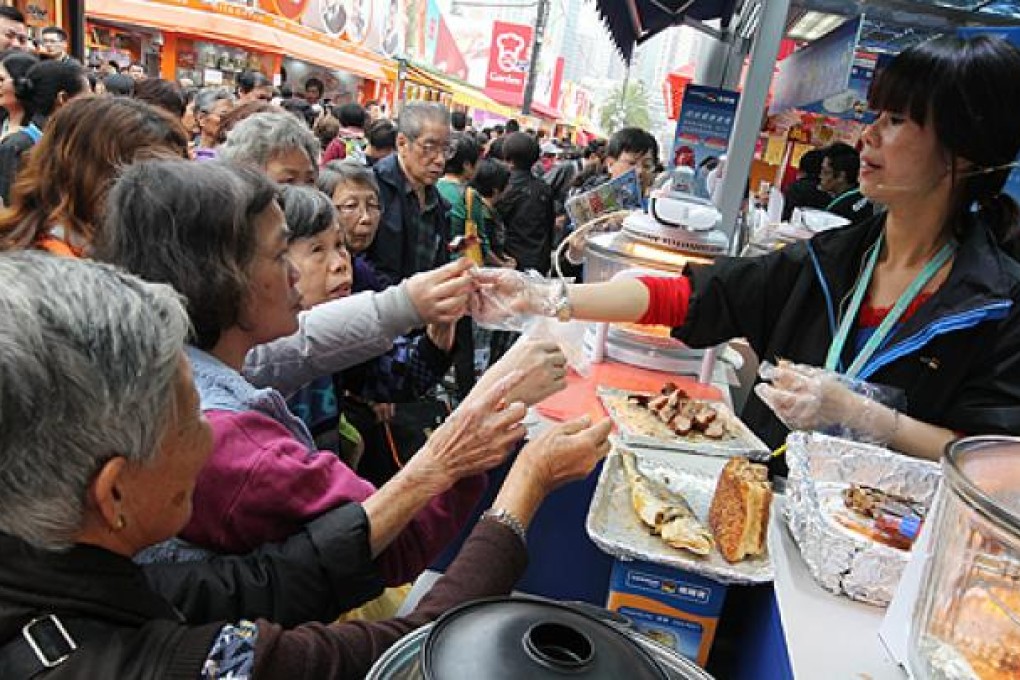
[180,347,485,586]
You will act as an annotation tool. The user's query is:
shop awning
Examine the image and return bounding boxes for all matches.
[404,65,452,92]
[594,0,740,61]
[419,69,519,118]
[87,0,391,81]
[530,101,563,121]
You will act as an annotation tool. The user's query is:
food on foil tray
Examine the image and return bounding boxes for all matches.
[619,383,730,440]
[620,448,714,556]
[709,458,773,563]
[834,483,928,551]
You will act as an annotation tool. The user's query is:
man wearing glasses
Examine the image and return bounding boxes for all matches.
[0,7,28,52]
[369,102,456,285]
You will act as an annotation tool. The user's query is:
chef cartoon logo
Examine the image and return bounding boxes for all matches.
[495,31,528,74]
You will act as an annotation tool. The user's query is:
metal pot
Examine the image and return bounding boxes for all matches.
[366,596,714,680]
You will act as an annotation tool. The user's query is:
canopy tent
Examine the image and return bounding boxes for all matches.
[594,0,741,61]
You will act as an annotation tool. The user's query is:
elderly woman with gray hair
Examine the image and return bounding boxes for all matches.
[220,110,319,185]
[193,87,235,161]
[0,251,610,677]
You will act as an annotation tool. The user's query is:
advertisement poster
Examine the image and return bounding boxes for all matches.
[670,86,740,171]
[484,20,533,106]
[771,15,863,113]
[798,51,878,123]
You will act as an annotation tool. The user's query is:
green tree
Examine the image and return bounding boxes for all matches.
[599,81,652,133]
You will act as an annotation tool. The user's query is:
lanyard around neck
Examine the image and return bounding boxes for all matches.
[824,234,957,378]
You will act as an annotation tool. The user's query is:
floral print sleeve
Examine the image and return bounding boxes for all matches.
[201,620,258,679]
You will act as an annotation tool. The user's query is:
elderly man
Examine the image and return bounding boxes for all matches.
[0,6,28,51]
[368,102,454,285]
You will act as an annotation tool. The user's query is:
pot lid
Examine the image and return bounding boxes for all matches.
[421,597,668,680]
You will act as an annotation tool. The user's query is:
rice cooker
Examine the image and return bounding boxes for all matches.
[366,596,715,680]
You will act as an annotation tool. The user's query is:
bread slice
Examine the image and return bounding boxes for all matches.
[709,458,772,563]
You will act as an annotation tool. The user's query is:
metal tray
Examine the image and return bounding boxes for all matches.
[784,432,942,606]
[586,442,774,585]
[598,386,770,461]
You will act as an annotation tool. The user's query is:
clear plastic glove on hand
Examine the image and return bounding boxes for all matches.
[754,361,902,445]
[469,268,560,332]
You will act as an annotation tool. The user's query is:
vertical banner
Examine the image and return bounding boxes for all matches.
[670,86,740,171]
[483,20,532,107]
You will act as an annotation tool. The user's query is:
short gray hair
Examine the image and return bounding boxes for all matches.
[318,159,379,197]
[0,252,189,550]
[195,87,235,114]
[220,111,320,170]
[397,102,451,141]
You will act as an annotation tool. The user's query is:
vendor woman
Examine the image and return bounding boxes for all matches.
[475,35,1020,464]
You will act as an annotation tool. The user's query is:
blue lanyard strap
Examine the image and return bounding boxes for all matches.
[824,234,957,378]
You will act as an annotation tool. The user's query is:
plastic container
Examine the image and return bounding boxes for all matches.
[909,436,1020,680]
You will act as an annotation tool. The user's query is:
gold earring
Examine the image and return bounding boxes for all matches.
[114,515,126,531]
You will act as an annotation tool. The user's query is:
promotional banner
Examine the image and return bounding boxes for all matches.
[670,86,740,171]
[798,51,879,123]
[484,21,533,107]
[771,15,863,113]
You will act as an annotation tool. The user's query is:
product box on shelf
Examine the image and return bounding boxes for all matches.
[606,559,728,667]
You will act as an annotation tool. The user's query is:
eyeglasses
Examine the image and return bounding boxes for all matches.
[4,29,28,45]
[413,138,457,160]
[335,200,382,216]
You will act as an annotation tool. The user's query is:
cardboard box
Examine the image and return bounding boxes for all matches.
[606,559,728,667]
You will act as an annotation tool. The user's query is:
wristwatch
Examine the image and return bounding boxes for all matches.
[552,280,573,322]
[482,507,528,545]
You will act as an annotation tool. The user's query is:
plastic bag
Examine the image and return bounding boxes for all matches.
[469,268,560,332]
[523,316,592,378]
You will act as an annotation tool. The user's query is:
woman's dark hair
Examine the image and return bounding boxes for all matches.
[337,102,367,129]
[237,70,271,95]
[103,73,134,96]
[869,35,1020,250]
[367,118,396,150]
[0,96,190,251]
[15,59,86,120]
[502,132,538,171]
[470,158,510,199]
[279,185,337,241]
[94,159,278,350]
[444,132,480,176]
[132,78,186,118]
[0,51,38,87]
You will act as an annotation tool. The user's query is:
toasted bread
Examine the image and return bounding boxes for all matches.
[708,458,772,563]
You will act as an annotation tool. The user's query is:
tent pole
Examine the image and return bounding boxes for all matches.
[715,0,790,252]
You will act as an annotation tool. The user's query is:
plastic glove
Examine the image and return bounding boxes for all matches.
[469,268,561,332]
[754,361,900,445]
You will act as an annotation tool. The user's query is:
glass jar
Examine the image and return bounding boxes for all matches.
[909,436,1020,680]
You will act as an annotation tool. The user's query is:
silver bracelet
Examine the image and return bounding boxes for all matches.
[482,507,528,546]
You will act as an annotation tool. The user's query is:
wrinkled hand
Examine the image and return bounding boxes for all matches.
[414,371,528,486]
[405,259,475,325]
[472,339,568,407]
[468,268,558,331]
[755,361,890,442]
[426,321,456,352]
[515,416,613,496]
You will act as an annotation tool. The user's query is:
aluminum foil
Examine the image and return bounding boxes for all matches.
[784,432,942,606]
[586,443,774,585]
[598,386,770,462]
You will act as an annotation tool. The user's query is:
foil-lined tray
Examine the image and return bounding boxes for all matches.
[598,386,770,461]
[784,432,942,606]
[586,442,774,585]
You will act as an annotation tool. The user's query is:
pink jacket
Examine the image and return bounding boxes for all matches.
[181,409,485,585]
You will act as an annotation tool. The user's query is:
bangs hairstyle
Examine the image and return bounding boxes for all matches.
[93,160,279,350]
[869,35,1020,249]
[279,185,338,242]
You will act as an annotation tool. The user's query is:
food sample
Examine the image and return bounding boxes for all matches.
[835,484,928,551]
[620,448,714,556]
[708,458,773,563]
[607,383,732,443]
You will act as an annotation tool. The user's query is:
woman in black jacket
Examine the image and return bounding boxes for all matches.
[0,58,86,205]
[474,35,1020,465]
[0,252,611,678]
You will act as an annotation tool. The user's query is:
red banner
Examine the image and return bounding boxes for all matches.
[484,20,532,107]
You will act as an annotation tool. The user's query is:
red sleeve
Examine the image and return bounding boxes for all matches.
[636,275,692,328]
[321,138,346,166]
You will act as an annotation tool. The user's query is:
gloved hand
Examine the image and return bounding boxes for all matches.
[754,361,900,445]
[469,268,562,331]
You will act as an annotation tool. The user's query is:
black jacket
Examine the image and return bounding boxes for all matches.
[497,168,555,273]
[676,214,1020,456]
[144,503,382,627]
[369,152,450,285]
[0,114,45,206]
[781,175,831,221]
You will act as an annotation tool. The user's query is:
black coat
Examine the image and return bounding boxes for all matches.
[676,214,1020,456]
[497,169,555,273]
[781,175,831,221]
